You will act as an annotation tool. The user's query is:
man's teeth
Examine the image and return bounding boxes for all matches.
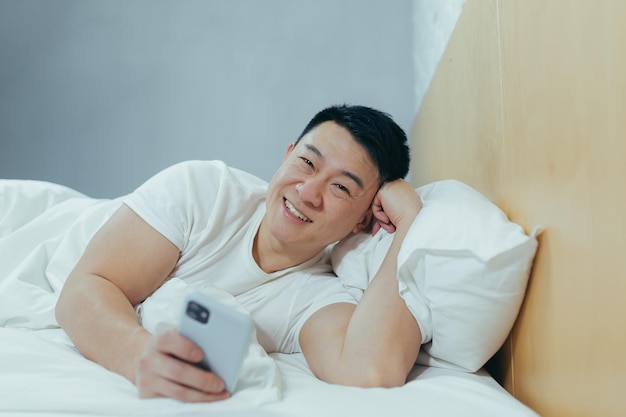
[285,200,312,222]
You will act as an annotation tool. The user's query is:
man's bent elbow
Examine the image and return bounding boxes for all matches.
[358,367,408,389]
[55,281,76,328]
[55,272,92,329]
[321,364,409,389]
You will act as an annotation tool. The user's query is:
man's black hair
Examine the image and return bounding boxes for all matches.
[295,104,410,184]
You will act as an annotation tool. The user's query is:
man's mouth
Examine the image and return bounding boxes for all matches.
[284,199,312,223]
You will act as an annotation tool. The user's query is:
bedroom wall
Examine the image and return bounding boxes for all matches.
[0,0,414,198]
[410,1,625,416]
[411,0,465,112]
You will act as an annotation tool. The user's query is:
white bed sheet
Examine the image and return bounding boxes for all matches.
[0,327,538,417]
[0,179,539,417]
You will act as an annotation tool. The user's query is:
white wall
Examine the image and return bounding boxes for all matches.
[412,0,465,112]
[0,0,415,197]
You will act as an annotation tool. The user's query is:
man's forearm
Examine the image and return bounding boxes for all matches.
[55,273,151,383]
[339,220,421,386]
[301,218,421,388]
[301,180,423,387]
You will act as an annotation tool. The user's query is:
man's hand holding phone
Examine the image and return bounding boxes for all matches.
[135,327,230,402]
[134,291,253,403]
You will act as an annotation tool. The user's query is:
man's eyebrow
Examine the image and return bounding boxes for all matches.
[304,144,323,158]
[341,170,364,189]
[304,144,364,189]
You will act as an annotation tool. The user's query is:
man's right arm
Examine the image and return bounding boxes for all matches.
[55,204,229,402]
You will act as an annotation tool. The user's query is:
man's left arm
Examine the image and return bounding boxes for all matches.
[299,179,422,388]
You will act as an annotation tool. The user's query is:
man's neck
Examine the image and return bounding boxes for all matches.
[253,221,322,274]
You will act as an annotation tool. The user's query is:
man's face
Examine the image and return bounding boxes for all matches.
[264,121,380,254]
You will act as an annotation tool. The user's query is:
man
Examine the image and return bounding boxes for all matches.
[55,104,423,402]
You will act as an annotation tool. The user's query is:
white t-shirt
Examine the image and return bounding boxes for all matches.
[124,160,355,353]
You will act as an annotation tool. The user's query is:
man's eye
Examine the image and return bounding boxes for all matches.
[300,157,314,168]
[335,184,351,195]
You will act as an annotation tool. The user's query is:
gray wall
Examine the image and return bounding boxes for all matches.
[0,0,415,198]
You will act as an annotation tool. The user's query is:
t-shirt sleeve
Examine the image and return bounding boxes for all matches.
[280,271,357,354]
[123,160,226,250]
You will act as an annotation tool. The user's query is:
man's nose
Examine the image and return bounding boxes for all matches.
[296,178,323,208]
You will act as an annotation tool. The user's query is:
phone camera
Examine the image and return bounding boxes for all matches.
[186,301,210,324]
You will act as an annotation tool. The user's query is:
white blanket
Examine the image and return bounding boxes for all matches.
[0,180,119,329]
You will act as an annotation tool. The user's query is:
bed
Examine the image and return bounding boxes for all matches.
[0,173,539,417]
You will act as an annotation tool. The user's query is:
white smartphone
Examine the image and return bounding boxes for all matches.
[177,291,254,393]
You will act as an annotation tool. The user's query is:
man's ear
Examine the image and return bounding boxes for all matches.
[352,210,373,234]
[283,143,295,162]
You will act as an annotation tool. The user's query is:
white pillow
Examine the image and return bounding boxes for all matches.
[331,179,539,373]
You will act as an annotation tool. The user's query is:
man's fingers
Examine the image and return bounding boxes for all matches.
[371,201,396,235]
[371,221,381,236]
[138,372,230,402]
[152,328,203,363]
[370,180,422,234]
[135,329,229,402]
[151,349,225,390]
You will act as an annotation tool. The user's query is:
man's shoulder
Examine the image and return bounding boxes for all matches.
[125,160,267,218]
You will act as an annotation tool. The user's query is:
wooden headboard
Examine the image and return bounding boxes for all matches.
[409,1,625,416]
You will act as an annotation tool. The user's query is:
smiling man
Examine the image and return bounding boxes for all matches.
[56,104,423,402]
